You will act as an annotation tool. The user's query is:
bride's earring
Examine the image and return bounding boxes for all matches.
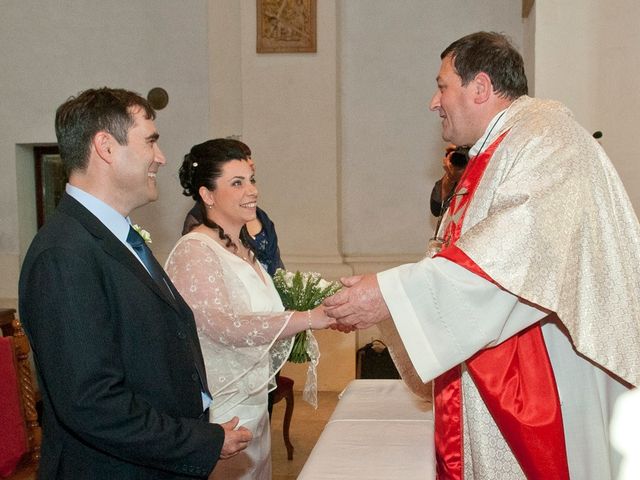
[206,203,213,210]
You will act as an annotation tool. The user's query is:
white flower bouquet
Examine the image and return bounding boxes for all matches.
[272,269,342,363]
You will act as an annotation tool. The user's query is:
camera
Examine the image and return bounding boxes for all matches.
[449,146,470,168]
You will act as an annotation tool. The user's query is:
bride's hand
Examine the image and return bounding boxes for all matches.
[308,305,336,330]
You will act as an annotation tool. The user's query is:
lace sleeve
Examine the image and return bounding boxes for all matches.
[165,237,293,348]
[166,236,293,410]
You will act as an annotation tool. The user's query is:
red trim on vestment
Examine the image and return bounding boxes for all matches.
[432,132,570,479]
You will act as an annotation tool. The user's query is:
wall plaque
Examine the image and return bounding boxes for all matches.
[257,0,316,53]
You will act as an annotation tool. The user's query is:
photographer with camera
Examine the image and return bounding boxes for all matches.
[429,144,469,217]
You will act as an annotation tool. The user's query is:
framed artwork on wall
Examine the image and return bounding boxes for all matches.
[257,0,317,53]
[34,146,66,228]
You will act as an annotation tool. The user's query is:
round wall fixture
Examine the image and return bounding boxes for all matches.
[147,87,169,110]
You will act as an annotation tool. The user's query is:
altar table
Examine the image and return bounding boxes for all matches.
[298,379,435,479]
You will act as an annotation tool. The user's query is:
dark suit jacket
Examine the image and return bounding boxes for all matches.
[19,194,224,479]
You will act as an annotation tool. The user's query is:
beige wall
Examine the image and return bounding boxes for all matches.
[531,0,640,209]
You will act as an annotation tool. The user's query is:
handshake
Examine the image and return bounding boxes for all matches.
[322,274,391,331]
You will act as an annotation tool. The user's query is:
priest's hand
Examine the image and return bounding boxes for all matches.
[329,323,357,333]
[219,416,253,460]
[323,274,391,329]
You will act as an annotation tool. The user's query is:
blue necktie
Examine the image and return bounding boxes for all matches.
[126,226,172,298]
[127,226,207,407]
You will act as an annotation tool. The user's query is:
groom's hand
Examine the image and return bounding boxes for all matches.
[219,416,253,459]
[323,274,391,329]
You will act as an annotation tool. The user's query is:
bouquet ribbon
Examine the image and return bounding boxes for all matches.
[302,330,320,408]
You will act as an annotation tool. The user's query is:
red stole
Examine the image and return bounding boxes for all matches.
[432,133,569,479]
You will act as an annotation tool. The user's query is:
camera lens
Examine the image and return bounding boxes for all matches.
[449,149,469,167]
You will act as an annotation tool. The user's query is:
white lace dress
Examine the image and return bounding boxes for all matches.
[165,231,294,480]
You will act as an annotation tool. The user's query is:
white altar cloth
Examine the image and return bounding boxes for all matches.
[331,379,432,422]
[298,379,435,479]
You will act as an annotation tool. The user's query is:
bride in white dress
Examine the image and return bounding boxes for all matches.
[165,139,334,480]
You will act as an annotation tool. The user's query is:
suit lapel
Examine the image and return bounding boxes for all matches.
[57,194,181,314]
[58,194,211,397]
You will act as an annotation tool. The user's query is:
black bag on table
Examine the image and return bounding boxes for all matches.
[356,339,400,379]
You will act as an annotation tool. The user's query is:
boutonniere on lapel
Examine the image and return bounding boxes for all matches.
[132,224,152,245]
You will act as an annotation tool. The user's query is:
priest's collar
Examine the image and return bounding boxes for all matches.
[468,107,509,158]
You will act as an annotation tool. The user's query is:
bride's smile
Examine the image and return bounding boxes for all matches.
[199,159,258,234]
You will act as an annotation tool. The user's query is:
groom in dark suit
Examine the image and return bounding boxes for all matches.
[19,87,252,479]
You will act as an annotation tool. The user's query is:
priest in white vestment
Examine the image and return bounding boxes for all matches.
[325,32,639,480]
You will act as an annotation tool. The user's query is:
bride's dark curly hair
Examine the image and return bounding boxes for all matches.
[179,138,256,259]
